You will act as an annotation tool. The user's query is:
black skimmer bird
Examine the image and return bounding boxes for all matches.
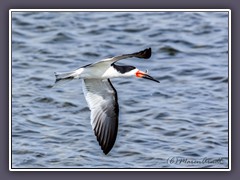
[54,48,159,155]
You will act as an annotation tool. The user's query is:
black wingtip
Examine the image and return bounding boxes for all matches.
[135,47,151,59]
[94,126,117,156]
[99,141,112,155]
[103,149,110,155]
[100,139,114,155]
[144,47,152,59]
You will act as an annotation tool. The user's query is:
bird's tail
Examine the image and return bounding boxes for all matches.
[53,70,77,86]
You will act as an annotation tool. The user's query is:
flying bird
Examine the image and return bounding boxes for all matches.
[54,48,159,155]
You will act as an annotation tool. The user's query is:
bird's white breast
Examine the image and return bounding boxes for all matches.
[102,66,121,78]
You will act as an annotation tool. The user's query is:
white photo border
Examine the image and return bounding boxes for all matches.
[9,9,231,171]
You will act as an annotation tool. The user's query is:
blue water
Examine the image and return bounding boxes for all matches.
[11,11,229,169]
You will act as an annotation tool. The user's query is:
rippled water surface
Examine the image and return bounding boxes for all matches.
[11,11,229,169]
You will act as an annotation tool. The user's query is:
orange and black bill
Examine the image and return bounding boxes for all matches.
[136,70,160,83]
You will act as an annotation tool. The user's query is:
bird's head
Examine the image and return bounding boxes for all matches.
[112,64,159,83]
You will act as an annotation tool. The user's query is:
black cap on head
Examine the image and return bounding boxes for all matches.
[112,64,136,74]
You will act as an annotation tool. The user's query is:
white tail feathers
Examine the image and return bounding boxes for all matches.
[55,71,74,81]
[53,68,84,87]
[54,71,76,87]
